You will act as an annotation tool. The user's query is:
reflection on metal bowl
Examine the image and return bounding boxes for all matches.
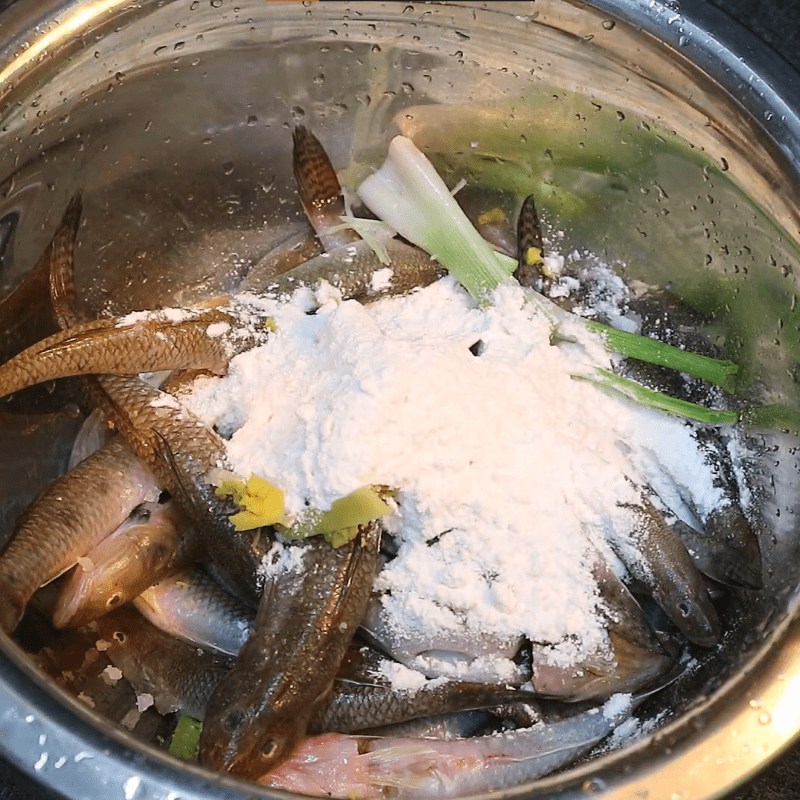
[1,1,800,798]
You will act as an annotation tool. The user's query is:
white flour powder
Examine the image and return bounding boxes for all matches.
[184,274,726,681]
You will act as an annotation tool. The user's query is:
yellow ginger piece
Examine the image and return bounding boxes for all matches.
[215,474,285,531]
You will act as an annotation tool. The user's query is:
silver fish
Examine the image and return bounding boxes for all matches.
[134,566,254,656]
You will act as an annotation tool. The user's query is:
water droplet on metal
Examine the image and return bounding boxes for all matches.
[678,35,689,47]
[758,711,772,725]
[401,82,414,94]
[402,4,414,14]
[247,115,257,126]
[190,0,199,8]
[222,161,235,175]
[602,20,616,30]
[291,105,305,120]
[616,110,625,121]
[371,44,382,53]
[313,73,324,85]
[210,0,222,7]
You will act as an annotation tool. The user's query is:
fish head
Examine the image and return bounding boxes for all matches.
[199,698,306,781]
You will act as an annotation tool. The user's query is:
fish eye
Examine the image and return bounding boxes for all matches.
[259,738,278,759]
[222,709,245,733]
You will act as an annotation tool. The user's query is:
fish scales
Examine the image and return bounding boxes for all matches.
[52,500,195,629]
[308,680,538,734]
[246,238,445,300]
[0,436,159,633]
[0,312,236,400]
[198,522,381,779]
[91,373,264,607]
[292,125,359,252]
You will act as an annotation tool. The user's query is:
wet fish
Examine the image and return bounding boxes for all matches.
[292,125,360,252]
[241,227,323,292]
[199,523,381,779]
[0,436,160,633]
[530,556,673,700]
[513,193,547,290]
[0,309,242,401]
[678,427,762,589]
[52,500,197,629]
[308,678,540,735]
[243,237,445,301]
[610,496,720,647]
[263,697,636,798]
[96,604,235,720]
[91,373,266,607]
[134,566,254,656]
[45,193,265,607]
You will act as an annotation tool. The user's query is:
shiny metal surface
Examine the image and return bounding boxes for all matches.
[0,2,800,799]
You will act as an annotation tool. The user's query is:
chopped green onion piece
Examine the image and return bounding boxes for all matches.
[584,321,740,394]
[585,369,740,425]
[168,716,202,759]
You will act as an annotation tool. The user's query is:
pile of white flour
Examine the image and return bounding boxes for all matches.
[184,274,727,680]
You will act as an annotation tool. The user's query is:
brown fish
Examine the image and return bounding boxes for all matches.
[245,237,445,301]
[52,500,196,629]
[613,497,720,647]
[199,524,381,779]
[44,196,264,607]
[0,436,160,633]
[90,373,265,607]
[0,310,240,401]
[530,556,673,701]
[96,604,235,720]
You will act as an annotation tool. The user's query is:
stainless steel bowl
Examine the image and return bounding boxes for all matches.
[1,2,800,798]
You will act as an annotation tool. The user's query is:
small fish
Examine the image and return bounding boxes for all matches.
[0,436,160,633]
[242,227,324,291]
[359,710,495,740]
[134,566,254,656]
[245,238,445,301]
[513,193,547,290]
[92,373,266,607]
[0,309,240,401]
[611,496,720,647]
[263,696,637,798]
[308,677,540,735]
[96,605,235,720]
[530,556,673,701]
[199,523,381,779]
[52,500,197,629]
[292,125,360,252]
[44,193,265,607]
[678,427,762,589]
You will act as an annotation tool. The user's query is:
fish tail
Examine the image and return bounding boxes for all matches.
[49,192,84,329]
[513,194,545,289]
[292,125,358,250]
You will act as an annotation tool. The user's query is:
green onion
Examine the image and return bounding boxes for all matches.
[168,715,202,759]
[356,135,751,422]
[584,369,740,425]
[357,136,513,301]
